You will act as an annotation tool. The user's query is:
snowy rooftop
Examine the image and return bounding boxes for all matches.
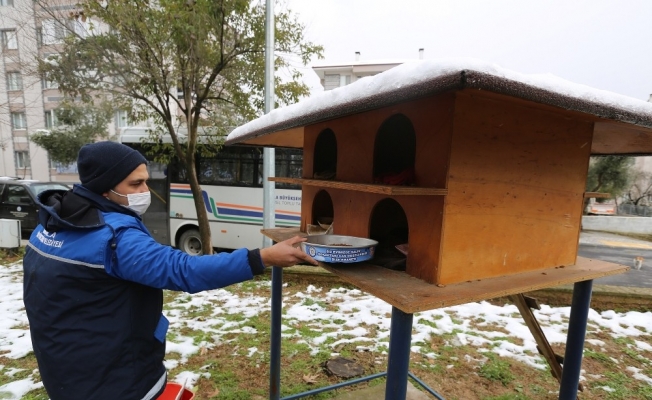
[226,58,652,152]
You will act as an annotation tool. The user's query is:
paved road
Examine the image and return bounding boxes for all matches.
[578,231,652,288]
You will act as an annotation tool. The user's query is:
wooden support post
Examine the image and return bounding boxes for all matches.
[509,293,583,390]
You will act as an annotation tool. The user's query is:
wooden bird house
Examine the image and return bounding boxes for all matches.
[226,60,652,288]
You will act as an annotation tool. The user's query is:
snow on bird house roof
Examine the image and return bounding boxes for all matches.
[226,58,652,155]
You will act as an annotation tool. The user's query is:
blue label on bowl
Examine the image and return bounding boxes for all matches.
[310,246,373,263]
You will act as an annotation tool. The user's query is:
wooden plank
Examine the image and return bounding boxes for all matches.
[584,192,611,199]
[439,91,593,284]
[230,127,304,148]
[261,227,628,314]
[509,294,568,388]
[323,258,627,313]
[269,177,447,196]
[592,121,652,156]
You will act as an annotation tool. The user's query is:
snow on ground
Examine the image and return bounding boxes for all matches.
[1,261,651,399]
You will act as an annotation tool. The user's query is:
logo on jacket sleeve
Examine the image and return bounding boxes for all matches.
[36,229,64,248]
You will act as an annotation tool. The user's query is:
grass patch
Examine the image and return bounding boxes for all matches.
[484,394,530,400]
[478,354,515,386]
[597,371,637,399]
[3,271,652,400]
[585,349,615,364]
[0,247,24,263]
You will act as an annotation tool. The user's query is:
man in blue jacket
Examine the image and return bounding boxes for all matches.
[22,141,317,400]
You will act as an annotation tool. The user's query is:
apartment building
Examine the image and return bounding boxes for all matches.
[312,50,424,91]
[0,0,127,183]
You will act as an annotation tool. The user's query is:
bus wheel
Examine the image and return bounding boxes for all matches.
[179,229,202,256]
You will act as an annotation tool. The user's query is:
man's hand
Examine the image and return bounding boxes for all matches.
[260,236,318,267]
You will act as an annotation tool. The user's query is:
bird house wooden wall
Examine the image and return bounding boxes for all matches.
[299,89,593,285]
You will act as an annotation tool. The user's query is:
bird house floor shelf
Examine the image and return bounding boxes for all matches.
[262,228,628,314]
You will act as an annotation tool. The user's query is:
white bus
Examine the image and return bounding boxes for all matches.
[119,127,302,254]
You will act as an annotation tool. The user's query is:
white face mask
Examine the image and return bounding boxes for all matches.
[110,190,151,215]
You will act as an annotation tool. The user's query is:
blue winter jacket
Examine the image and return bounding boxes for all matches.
[23,185,265,400]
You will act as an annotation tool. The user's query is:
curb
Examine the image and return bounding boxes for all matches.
[526,284,652,312]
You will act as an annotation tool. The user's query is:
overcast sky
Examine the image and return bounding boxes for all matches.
[283,0,652,101]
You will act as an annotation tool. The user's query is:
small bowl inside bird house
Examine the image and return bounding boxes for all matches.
[318,217,333,230]
[306,221,333,236]
[395,243,409,256]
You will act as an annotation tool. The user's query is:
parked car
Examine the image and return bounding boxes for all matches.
[0,178,70,239]
[585,198,617,216]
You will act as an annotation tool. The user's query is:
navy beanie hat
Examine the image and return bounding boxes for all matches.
[77,141,147,194]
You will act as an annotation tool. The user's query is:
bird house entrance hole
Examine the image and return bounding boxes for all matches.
[311,189,334,227]
[369,198,409,270]
[313,128,337,180]
[373,114,416,185]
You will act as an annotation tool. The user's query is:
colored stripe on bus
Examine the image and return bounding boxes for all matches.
[202,191,212,213]
[170,184,300,224]
[215,202,301,217]
[214,206,301,222]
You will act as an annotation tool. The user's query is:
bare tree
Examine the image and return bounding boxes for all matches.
[626,170,652,206]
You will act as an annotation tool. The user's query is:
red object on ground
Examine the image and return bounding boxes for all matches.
[157,383,195,400]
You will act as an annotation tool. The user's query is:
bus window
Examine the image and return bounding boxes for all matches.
[275,148,302,190]
[170,160,188,184]
[168,146,301,189]
[198,146,260,187]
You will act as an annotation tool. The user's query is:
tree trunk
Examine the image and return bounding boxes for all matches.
[187,155,214,255]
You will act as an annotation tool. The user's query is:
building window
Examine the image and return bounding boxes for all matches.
[7,72,22,91]
[40,18,89,41]
[0,0,14,6]
[42,77,58,89]
[11,112,26,130]
[339,75,351,86]
[71,18,88,38]
[41,20,68,45]
[45,110,58,129]
[1,30,17,50]
[15,151,29,169]
[323,74,341,91]
[115,110,129,128]
[35,28,42,47]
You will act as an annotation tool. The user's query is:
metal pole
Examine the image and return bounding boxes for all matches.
[262,0,275,248]
[265,3,278,398]
[270,266,283,400]
[385,307,413,400]
[558,280,593,400]
[281,373,387,400]
[407,372,446,400]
